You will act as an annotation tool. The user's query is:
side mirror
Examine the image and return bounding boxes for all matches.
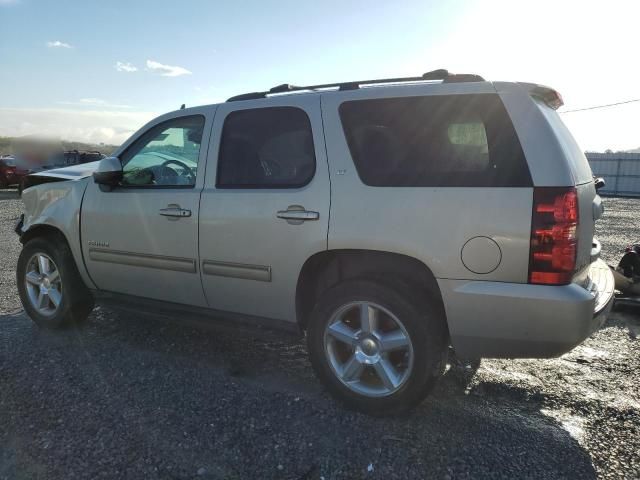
[93,157,123,191]
[594,177,606,191]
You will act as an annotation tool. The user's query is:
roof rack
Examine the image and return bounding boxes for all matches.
[226,69,484,102]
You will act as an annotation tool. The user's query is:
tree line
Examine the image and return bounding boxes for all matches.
[0,137,118,156]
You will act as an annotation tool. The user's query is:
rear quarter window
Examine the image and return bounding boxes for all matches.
[339,94,531,187]
[535,101,593,185]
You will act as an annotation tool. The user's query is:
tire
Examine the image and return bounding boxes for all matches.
[307,279,447,415]
[17,235,94,329]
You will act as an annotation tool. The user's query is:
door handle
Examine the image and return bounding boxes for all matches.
[277,210,319,221]
[159,206,192,218]
[276,206,319,224]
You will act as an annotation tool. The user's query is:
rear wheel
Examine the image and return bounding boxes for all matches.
[307,279,447,415]
[17,236,94,328]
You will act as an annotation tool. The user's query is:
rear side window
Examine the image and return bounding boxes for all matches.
[216,107,316,188]
[535,101,593,184]
[339,94,531,187]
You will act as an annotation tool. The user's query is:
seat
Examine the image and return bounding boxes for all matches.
[219,137,266,185]
[352,125,404,183]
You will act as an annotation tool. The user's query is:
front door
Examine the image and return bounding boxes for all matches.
[81,109,214,306]
[199,96,330,322]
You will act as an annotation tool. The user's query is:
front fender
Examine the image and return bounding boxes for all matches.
[21,178,95,289]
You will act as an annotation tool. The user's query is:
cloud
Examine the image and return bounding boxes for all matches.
[146,60,191,77]
[115,61,137,72]
[46,40,72,49]
[80,98,106,105]
[0,0,20,5]
[56,98,133,109]
[0,107,156,144]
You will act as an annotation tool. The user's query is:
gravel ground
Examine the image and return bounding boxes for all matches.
[0,189,639,479]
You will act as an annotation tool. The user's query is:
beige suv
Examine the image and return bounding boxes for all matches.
[15,70,614,414]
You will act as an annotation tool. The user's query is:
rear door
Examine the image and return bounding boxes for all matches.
[199,96,330,322]
[81,108,213,306]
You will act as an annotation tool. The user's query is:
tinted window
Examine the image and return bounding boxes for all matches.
[120,115,204,187]
[217,107,315,188]
[339,94,531,187]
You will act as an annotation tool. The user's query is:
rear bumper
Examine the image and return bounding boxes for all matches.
[439,259,615,359]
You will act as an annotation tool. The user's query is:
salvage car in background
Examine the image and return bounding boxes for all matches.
[49,150,106,167]
[0,155,30,189]
[6,136,105,192]
[14,70,615,414]
[4,151,107,192]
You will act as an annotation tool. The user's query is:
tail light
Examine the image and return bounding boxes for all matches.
[529,187,579,285]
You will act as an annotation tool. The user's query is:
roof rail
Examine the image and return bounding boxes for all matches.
[226,69,485,102]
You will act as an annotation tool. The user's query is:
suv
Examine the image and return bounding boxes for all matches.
[15,70,614,414]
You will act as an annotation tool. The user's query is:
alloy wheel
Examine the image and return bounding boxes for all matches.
[323,301,414,397]
[24,253,62,316]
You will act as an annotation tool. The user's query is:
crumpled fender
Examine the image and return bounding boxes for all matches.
[20,177,96,289]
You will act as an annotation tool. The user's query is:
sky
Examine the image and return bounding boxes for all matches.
[0,0,638,151]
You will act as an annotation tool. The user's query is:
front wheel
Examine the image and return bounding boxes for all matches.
[17,236,94,328]
[307,279,447,415]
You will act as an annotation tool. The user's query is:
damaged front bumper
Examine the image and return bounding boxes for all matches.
[14,213,24,236]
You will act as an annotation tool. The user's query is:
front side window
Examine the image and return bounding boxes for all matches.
[216,107,315,188]
[120,115,205,187]
[339,94,531,187]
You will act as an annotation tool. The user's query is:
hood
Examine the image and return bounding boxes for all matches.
[23,160,101,189]
[29,160,101,180]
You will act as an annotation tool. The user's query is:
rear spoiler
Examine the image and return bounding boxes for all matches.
[519,82,564,110]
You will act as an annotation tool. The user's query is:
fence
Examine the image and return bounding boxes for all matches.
[586,152,640,197]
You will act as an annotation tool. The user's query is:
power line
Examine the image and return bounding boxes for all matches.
[560,98,640,113]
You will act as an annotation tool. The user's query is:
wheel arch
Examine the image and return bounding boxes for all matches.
[20,222,96,290]
[296,249,447,333]
[20,223,69,246]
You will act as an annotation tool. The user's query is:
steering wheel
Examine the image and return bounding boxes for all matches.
[161,159,196,183]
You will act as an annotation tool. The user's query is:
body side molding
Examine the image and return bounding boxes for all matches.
[88,248,197,273]
[202,259,272,282]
